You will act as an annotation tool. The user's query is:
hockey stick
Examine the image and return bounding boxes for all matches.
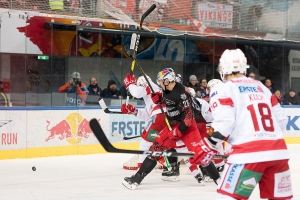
[99,99,123,114]
[133,59,172,131]
[126,4,156,100]
[89,118,227,159]
[113,132,141,140]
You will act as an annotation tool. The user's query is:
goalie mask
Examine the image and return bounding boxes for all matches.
[219,49,247,82]
[137,75,151,87]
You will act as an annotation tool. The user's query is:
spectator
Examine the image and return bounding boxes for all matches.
[186,75,201,97]
[87,77,101,95]
[284,89,300,105]
[0,81,8,106]
[199,78,209,99]
[264,79,274,93]
[120,85,136,100]
[58,71,88,106]
[248,72,256,79]
[101,79,121,99]
[273,89,284,105]
[86,77,102,104]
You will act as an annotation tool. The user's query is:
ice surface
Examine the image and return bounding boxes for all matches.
[0,145,299,200]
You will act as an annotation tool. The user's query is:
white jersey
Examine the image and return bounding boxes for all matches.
[128,81,166,121]
[210,76,289,164]
[195,98,213,122]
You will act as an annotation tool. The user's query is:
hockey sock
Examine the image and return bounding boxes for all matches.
[137,157,157,175]
[203,162,220,180]
[166,149,178,164]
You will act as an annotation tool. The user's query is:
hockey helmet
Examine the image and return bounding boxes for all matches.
[207,79,222,90]
[157,68,176,84]
[219,49,247,82]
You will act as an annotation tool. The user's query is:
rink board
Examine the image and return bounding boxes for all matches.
[0,106,299,159]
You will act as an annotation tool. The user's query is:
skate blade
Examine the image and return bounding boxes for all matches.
[197,181,205,186]
[122,180,138,190]
[161,176,180,182]
[202,176,213,182]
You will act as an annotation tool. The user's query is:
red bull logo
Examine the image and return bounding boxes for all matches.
[45,113,99,144]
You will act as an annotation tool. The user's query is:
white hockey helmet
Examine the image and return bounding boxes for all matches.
[207,79,222,90]
[156,68,176,84]
[137,75,151,87]
[219,49,247,82]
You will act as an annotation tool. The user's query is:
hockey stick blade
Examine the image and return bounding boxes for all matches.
[112,132,124,139]
[123,135,141,140]
[99,99,123,114]
[90,118,193,157]
[89,118,227,159]
[104,108,123,114]
[113,132,141,140]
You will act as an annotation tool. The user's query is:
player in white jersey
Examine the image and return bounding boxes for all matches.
[121,74,168,170]
[189,79,225,181]
[190,49,293,199]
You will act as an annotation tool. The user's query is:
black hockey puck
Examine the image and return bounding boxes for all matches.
[32,166,36,171]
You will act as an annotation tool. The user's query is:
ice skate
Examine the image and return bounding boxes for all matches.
[200,166,213,183]
[161,162,180,182]
[123,154,138,170]
[217,164,225,173]
[122,172,147,190]
[194,173,205,186]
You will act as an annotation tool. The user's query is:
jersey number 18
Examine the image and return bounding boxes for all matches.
[247,103,274,132]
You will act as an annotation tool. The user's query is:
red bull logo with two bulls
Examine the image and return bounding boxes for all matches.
[45,113,99,144]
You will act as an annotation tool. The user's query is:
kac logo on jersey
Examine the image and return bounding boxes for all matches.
[238,85,263,93]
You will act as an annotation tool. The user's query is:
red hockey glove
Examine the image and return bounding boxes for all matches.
[124,73,136,89]
[121,103,136,114]
[189,137,218,166]
[151,92,163,104]
[167,127,183,140]
[154,126,176,149]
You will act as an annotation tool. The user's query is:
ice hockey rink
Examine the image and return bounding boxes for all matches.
[0,145,299,200]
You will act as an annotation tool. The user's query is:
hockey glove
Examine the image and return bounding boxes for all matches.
[124,73,136,89]
[151,92,163,104]
[121,103,136,114]
[189,137,218,166]
[167,127,183,140]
